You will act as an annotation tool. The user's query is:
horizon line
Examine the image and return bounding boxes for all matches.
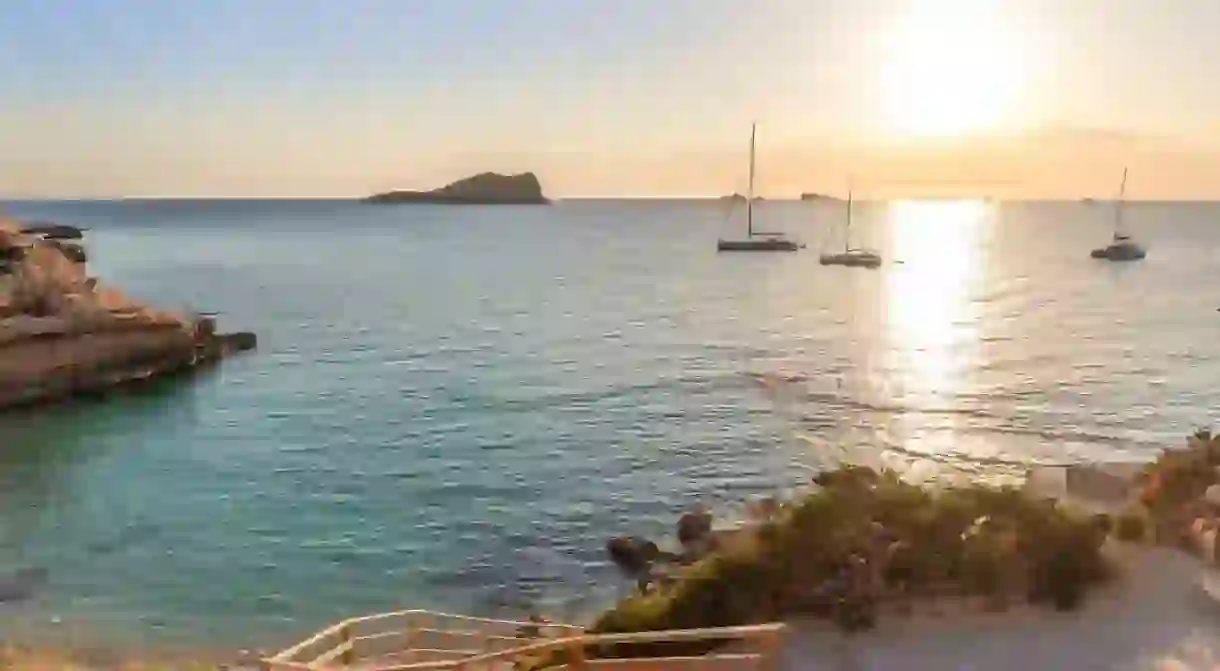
[5,195,1220,203]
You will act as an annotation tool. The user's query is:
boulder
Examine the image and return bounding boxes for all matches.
[219,331,258,353]
[0,566,47,603]
[677,505,713,554]
[1205,484,1220,508]
[813,465,881,490]
[1190,518,1218,564]
[20,221,84,240]
[606,535,660,576]
[46,239,87,263]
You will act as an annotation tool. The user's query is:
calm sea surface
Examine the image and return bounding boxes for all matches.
[1,198,1219,650]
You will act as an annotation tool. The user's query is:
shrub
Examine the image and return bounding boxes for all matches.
[1137,429,1220,515]
[539,431,1220,669]
[1115,508,1148,543]
[1091,513,1113,536]
[584,464,1112,655]
[1023,512,1109,610]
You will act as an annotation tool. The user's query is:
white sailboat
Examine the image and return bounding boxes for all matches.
[717,123,800,252]
[1090,167,1146,261]
[819,180,881,268]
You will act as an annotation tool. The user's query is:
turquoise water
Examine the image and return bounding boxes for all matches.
[2,198,1220,651]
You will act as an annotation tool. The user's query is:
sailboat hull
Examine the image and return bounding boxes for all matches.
[718,238,800,252]
[819,251,881,267]
[1091,244,1145,261]
[1091,168,1145,261]
[819,179,881,267]
[714,123,801,253]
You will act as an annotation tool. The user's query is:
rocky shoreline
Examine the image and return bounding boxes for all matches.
[5,439,1219,670]
[0,216,255,411]
[587,434,1220,634]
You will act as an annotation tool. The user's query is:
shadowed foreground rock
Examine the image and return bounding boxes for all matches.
[0,216,255,410]
[19,221,84,239]
[0,566,47,603]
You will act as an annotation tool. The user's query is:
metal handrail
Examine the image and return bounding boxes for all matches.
[264,613,786,671]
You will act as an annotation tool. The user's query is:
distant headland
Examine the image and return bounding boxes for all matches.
[800,192,840,201]
[365,172,549,205]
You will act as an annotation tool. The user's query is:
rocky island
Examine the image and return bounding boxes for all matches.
[365,171,549,205]
[800,192,839,201]
[0,216,255,410]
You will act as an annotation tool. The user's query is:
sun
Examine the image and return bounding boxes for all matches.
[879,3,1028,139]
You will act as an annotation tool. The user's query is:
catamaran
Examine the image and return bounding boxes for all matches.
[1090,167,1146,261]
[819,181,881,268]
[717,124,801,252]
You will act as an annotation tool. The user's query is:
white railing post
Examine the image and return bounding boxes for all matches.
[401,611,415,659]
[565,637,587,670]
[340,623,353,666]
[269,611,789,670]
[758,629,783,671]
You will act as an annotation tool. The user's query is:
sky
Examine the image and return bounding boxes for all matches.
[4,0,1220,199]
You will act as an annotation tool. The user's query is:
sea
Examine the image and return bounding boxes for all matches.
[1,197,1219,653]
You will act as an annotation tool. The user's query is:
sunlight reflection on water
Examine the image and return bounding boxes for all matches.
[884,200,987,478]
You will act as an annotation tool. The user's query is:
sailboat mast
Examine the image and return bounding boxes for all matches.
[1114,167,1128,237]
[845,181,854,253]
[747,123,756,237]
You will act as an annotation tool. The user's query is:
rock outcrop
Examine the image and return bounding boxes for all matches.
[365,172,548,205]
[677,506,713,553]
[0,566,47,603]
[0,216,255,410]
[20,221,84,239]
[606,535,661,576]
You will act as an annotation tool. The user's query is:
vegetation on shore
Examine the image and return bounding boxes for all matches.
[523,464,1116,668]
[556,430,1220,668]
[1130,428,1220,547]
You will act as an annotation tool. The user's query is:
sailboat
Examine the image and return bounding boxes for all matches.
[1090,167,1146,261]
[717,124,801,252]
[819,181,881,268]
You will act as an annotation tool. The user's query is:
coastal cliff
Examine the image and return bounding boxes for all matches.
[0,217,255,410]
[365,172,548,205]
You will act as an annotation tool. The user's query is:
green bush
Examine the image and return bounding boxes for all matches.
[526,431,1220,670]
[584,465,1112,653]
[1115,509,1148,543]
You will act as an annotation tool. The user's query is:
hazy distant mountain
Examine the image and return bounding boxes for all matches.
[402,127,1220,200]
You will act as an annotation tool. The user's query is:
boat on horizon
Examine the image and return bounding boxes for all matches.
[1090,168,1146,261]
[717,124,801,252]
[819,180,881,268]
